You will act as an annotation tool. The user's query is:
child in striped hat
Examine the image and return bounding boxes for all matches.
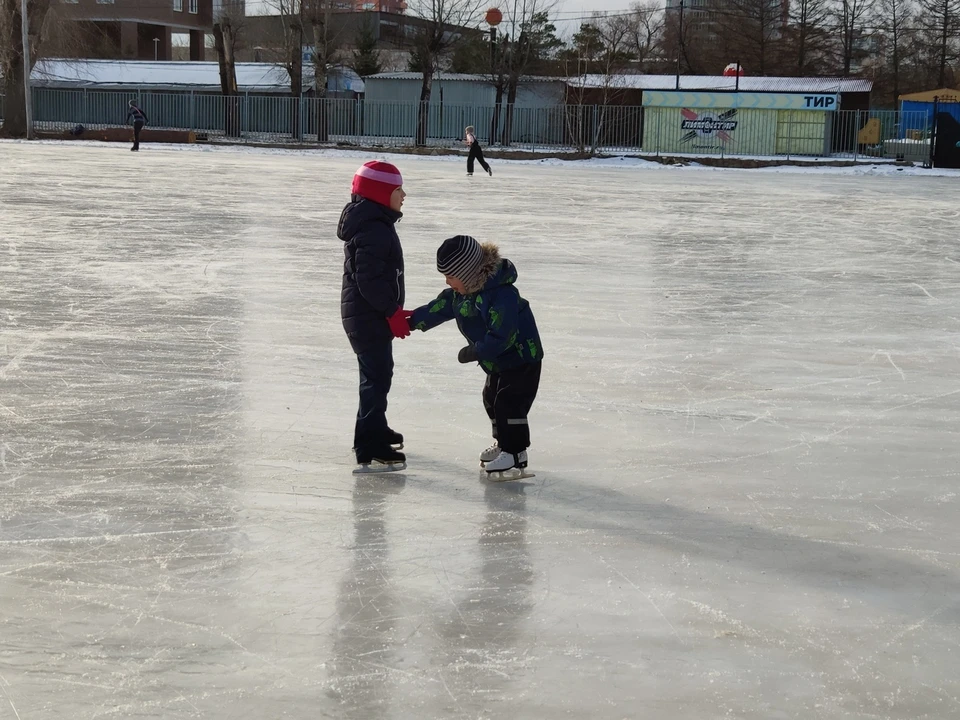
[408,235,543,479]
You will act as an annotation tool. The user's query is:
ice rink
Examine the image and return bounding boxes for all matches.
[2,141,959,719]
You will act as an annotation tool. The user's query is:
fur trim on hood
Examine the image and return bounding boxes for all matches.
[463,242,501,295]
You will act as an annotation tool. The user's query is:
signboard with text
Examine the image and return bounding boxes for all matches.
[643,91,840,112]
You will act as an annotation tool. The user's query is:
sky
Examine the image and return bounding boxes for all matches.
[546,0,633,33]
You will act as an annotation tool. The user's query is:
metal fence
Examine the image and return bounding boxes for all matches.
[1,88,934,162]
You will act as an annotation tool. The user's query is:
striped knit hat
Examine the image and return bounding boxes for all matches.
[351,160,403,208]
[437,235,484,287]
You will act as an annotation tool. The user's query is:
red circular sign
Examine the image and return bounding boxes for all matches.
[485,7,503,26]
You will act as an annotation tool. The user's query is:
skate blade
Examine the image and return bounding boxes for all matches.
[392,443,404,450]
[485,469,535,482]
[353,462,407,475]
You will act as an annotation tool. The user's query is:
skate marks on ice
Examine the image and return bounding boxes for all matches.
[328,474,534,717]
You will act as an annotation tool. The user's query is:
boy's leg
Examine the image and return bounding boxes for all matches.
[467,145,477,174]
[492,362,542,454]
[354,342,394,458]
[476,145,491,172]
[482,372,500,441]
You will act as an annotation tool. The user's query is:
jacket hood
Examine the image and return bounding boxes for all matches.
[463,242,517,295]
[337,196,402,242]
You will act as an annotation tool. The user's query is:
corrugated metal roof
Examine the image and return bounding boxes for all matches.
[366,72,561,84]
[31,59,311,91]
[898,87,960,102]
[368,72,872,93]
[571,74,873,93]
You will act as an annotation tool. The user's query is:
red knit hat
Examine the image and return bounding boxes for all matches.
[351,161,403,207]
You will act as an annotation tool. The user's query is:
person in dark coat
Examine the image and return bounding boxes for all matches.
[464,125,493,177]
[338,161,412,471]
[127,100,148,152]
[409,235,543,477]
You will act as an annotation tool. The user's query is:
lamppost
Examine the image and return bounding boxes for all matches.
[153,37,160,61]
[21,0,33,139]
[485,8,502,143]
[674,0,684,90]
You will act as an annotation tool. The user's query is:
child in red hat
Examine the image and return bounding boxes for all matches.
[338,160,411,473]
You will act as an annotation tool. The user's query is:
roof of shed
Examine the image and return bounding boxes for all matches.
[367,72,872,93]
[31,59,308,91]
[569,75,873,93]
[898,88,960,103]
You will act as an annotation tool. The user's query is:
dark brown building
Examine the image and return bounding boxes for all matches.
[56,0,221,61]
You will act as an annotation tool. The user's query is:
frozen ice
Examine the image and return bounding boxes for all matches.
[1,141,959,719]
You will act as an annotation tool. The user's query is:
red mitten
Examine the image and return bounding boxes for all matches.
[387,308,412,339]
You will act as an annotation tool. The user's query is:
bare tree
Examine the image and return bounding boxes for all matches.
[832,0,876,75]
[256,0,344,138]
[623,0,665,70]
[660,1,717,75]
[783,0,832,74]
[561,15,634,153]
[916,0,959,86]
[876,0,914,103]
[493,1,561,146]
[1,0,52,137]
[716,0,786,75]
[213,0,245,136]
[307,1,346,141]
[406,0,483,146]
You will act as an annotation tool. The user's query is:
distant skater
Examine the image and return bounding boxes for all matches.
[465,125,492,177]
[127,100,148,152]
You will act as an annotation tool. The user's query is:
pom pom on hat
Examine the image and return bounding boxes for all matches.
[351,161,403,207]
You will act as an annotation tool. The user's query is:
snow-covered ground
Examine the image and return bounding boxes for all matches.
[1,141,959,719]
[8,136,960,176]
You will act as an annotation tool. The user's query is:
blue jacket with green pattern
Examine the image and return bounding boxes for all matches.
[409,244,543,374]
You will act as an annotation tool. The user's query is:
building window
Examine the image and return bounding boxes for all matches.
[95,0,115,4]
[188,0,197,12]
[62,0,80,4]
[174,0,182,9]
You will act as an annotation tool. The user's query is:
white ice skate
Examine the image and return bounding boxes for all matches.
[479,442,501,466]
[483,450,535,481]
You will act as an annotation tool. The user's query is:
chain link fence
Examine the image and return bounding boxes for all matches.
[1,88,933,162]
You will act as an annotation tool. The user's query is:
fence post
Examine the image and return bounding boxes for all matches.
[929,96,939,168]
[852,110,860,161]
[786,111,793,160]
[656,108,661,157]
[591,105,599,154]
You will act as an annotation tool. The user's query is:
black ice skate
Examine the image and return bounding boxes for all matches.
[483,450,535,481]
[385,428,404,450]
[354,446,406,474]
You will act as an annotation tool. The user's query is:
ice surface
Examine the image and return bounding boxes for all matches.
[1,141,959,719]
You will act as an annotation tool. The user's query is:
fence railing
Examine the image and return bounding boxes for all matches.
[1,88,933,162]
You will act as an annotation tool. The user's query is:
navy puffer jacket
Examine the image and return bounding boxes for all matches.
[338,196,405,352]
[409,243,543,374]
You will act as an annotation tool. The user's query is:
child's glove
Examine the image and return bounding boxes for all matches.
[387,308,412,339]
[457,345,478,364]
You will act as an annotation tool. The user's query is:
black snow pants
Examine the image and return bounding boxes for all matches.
[467,142,491,175]
[132,120,145,150]
[354,341,394,460]
[482,361,542,454]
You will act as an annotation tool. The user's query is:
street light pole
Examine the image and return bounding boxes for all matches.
[674,0,684,90]
[153,37,160,60]
[21,0,33,139]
